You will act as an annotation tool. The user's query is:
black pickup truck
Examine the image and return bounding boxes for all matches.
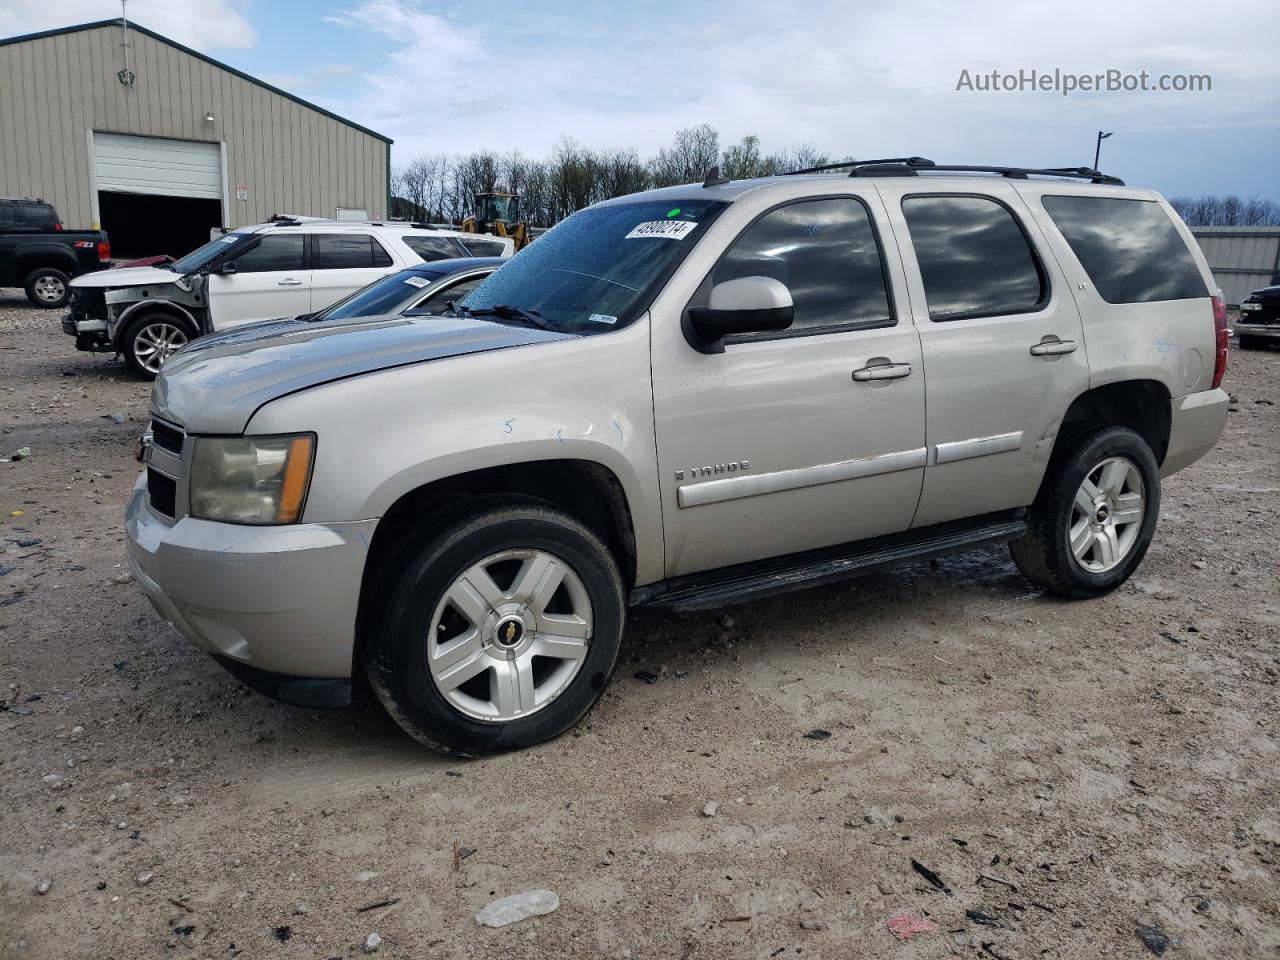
[0,197,110,307]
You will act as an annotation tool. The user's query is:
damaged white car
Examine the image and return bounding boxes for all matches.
[63,218,512,378]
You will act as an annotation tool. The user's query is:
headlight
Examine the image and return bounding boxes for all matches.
[189,434,315,524]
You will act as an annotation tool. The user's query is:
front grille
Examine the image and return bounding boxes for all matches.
[147,468,177,517]
[151,419,184,455]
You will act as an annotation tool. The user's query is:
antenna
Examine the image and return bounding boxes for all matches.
[702,166,729,188]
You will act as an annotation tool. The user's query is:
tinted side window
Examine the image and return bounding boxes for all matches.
[1041,196,1207,303]
[713,197,892,336]
[313,233,377,269]
[0,201,15,227]
[902,196,1045,321]
[458,237,507,257]
[411,276,485,314]
[370,237,393,267]
[403,236,460,262]
[231,234,305,273]
[18,202,57,229]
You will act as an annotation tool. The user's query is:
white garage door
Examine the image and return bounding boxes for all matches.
[93,133,222,200]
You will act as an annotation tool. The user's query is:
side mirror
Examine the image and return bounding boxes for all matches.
[685,276,794,353]
[216,260,237,276]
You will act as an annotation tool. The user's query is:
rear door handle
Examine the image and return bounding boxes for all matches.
[1030,338,1077,356]
[852,361,912,381]
[277,278,303,286]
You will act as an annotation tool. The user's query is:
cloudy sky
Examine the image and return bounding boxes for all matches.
[2,0,1277,197]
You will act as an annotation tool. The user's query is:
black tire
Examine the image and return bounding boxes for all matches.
[365,502,625,756]
[1010,426,1161,599]
[24,267,71,308]
[119,311,196,380]
[1237,334,1263,350]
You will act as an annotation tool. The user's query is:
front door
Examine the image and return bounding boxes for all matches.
[652,192,926,577]
[207,232,309,328]
[876,183,1091,527]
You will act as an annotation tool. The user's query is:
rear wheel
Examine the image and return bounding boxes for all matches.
[1010,426,1160,598]
[24,267,71,308]
[120,312,195,379]
[365,502,625,755]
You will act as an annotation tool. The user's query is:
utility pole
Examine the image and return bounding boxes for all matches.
[1093,131,1113,170]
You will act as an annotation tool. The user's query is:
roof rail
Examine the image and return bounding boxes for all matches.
[782,157,935,176]
[848,158,1124,185]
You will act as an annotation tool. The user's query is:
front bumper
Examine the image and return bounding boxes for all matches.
[1235,322,1280,339]
[125,478,378,698]
[1161,388,1229,478]
[62,312,111,351]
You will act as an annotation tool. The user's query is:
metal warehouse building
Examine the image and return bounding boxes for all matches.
[0,18,391,258]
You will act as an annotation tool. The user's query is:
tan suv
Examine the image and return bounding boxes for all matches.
[125,158,1230,755]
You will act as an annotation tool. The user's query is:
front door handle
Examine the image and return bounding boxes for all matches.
[852,361,912,382]
[277,278,303,286]
[1030,337,1077,357]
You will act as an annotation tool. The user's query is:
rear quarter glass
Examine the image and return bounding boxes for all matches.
[1041,196,1207,304]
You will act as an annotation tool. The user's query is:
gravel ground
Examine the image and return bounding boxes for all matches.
[1,293,1278,960]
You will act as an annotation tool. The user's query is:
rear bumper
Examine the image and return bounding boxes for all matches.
[1161,388,1229,478]
[125,477,377,684]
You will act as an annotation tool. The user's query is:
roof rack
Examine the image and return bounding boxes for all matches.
[782,157,934,176]
[845,158,1124,185]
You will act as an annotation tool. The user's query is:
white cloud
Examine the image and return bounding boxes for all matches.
[0,0,256,50]
[318,0,1277,196]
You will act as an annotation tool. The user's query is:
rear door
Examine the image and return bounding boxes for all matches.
[308,233,397,313]
[207,231,309,328]
[877,182,1089,527]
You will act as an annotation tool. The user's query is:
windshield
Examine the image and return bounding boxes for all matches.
[313,268,451,322]
[170,231,252,274]
[461,198,727,333]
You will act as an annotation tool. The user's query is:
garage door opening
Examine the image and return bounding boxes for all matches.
[92,132,224,260]
[98,192,222,260]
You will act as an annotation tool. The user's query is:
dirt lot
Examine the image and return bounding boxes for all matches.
[1,293,1277,960]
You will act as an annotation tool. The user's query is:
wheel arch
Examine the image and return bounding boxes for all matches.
[1048,379,1172,478]
[112,300,201,350]
[354,458,639,665]
[17,250,77,279]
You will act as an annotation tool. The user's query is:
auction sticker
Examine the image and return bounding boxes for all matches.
[625,220,697,240]
[403,276,429,288]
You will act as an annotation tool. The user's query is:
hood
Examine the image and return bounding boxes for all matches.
[1245,285,1280,300]
[151,314,572,434]
[70,265,180,290]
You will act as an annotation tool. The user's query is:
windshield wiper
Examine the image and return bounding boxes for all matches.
[459,303,551,330]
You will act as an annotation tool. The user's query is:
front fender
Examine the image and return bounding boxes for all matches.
[111,299,201,347]
[246,319,665,584]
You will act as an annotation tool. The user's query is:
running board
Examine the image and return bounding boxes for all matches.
[631,512,1027,612]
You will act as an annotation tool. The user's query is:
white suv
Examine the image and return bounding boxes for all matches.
[63,218,513,378]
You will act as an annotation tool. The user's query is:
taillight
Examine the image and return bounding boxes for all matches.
[53,222,63,231]
[1211,294,1228,390]
[96,239,111,263]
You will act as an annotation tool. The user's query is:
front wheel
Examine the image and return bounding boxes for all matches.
[365,503,626,755]
[24,267,71,308]
[1010,426,1161,599]
[1237,334,1264,350]
[120,312,195,379]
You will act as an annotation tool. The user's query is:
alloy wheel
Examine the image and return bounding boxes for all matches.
[1069,456,1146,573]
[427,548,593,722]
[133,322,189,374]
[33,275,66,304]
